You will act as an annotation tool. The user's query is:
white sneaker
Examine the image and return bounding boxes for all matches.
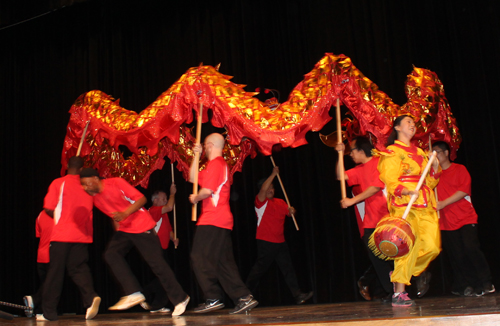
[85,296,101,320]
[36,314,49,321]
[151,307,171,313]
[108,292,145,310]
[172,296,190,317]
[23,295,34,317]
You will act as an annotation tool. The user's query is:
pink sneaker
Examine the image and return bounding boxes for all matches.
[392,292,415,307]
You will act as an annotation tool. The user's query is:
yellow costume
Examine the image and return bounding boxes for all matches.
[377,140,441,285]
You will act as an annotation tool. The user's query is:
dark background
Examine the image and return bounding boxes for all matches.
[1,0,499,316]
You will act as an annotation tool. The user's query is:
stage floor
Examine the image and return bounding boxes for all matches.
[3,293,500,325]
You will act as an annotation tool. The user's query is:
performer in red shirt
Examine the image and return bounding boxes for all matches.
[433,141,494,296]
[140,185,179,313]
[189,133,258,314]
[80,169,189,317]
[336,136,393,302]
[246,166,313,304]
[39,156,100,321]
[23,210,54,317]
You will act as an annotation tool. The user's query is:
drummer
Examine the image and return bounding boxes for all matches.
[375,115,441,307]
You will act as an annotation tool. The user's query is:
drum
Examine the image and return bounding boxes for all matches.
[369,215,415,260]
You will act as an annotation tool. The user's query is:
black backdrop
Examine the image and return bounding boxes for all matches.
[1,0,500,315]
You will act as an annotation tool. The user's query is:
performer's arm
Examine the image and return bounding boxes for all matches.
[340,186,381,208]
[112,196,147,222]
[378,150,417,198]
[189,188,213,204]
[437,190,468,211]
[257,166,279,202]
[188,143,203,183]
[335,143,349,181]
[161,183,176,214]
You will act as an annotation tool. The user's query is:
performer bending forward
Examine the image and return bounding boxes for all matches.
[80,169,190,317]
[189,133,258,314]
[377,115,441,307]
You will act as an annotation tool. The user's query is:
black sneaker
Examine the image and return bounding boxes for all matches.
[23,295,34,318]
[229,295,258,314]
[193,299,224,313]
[483,283,496,295]
[295,291,313,304]
[415,271,431,298]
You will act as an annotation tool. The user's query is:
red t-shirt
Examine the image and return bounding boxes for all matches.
[36,210,53,263]
[44,174,93,243]
[351,185,365,238]
[149,206,172,249]
[197,156,233,230]
[346,157,389,229]
[255,196,289,243]
[92,178,155,234]
[437,163,478,230]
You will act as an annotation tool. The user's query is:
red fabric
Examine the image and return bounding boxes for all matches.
[197,156,233,230]
[346,157,389,229]
[36,211,54,263]
[93,178,155,233]
[254,196,289,243]
[149,206,172,249]
[44,174,93,243]
[351,185,365,238]
[437,163,477,230]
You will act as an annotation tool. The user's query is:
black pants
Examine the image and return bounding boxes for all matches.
[142,249,171,310]
[363,229,394,294]
[104,230,186,305]
[441,224,492,291]
[32,262,49,314]
[190,225,250,304]
[246,240,301,298]
[41,242,97,321]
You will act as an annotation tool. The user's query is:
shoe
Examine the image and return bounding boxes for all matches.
[23,295,34,317]
[483,283,496,295]
[357,280,371,301]
[295,291,314,304]
[108,292,145,310]
[416,271,431,298]
[151,307,171,313]
[463,286,474,296]
[140,301,152,310]
[36,314,50,321]
[172,296,190,317]
[85,296,100,320]
[193,299,224,313]
[229,295,258,314]
[392,292,415,307]
[379,293,392,304]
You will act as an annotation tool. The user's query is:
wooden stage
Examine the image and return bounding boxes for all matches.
[2,293,500,326]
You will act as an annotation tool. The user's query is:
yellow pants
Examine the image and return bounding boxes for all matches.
[390,208,441,285]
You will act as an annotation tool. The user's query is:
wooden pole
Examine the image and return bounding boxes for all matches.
[76,120,90,157]
[336,98,346,199]
[171,163,178,248]
[191,101,203,221]
[270,156,299,231]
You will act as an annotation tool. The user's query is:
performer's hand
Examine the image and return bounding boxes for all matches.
[288,206,296,215]
[436,201,445,211]
[272,166,280,175]
[170,183,177,196]
[173,238,179,247]
[193,143,203,154]
[189,194,198,204]
[112,211,128,222]
[432,156,440,172]
[335,142,345,152]
[340,197,355,208]
[407,190,419,199]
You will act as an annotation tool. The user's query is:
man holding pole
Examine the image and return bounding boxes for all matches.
[246,166,313,304]
[189,133,258,314]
